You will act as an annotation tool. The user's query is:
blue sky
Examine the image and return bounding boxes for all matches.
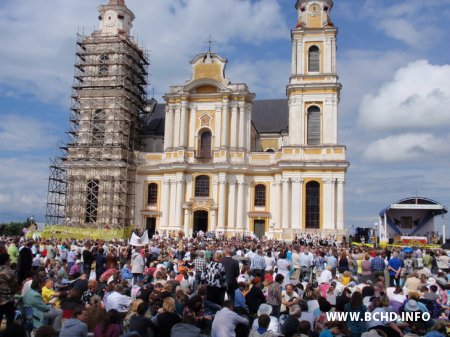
[0,0,449,231]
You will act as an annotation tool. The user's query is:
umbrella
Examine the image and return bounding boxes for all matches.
[402,247,413,253]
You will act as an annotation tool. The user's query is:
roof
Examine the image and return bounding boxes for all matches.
[379,197,448,216]
[141,98,288,136]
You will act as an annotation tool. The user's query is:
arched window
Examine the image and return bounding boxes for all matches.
[195,175,210,197]
[198,129,212,158]
[92,109,105,145]
[265,148,275,153]
[147,183,158,206]
[307,105,321,145]
[308,46,320,72]
[254,184,266,207]
[85,179,99,223]
[305,181,320,229]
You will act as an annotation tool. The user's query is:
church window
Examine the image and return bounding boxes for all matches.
[305,181,320,229]
[254,184,266,207]
[265,148,275,153]
[307,105,321,145]
[92,109,105,145]
[98,54,109,75]
[308,46,320,72]
[195,175,210,197]
[147,183,158,206]
[85,179,99,223]
[198,129,212,158]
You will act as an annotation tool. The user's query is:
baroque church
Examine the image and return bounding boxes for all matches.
[52,0,349,240]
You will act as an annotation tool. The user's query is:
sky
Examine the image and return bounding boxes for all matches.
[0,0,449,231]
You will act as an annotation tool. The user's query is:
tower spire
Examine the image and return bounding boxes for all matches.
[108,0,126,6]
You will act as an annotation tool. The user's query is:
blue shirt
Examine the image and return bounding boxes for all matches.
[388,257,403,276]
[319,329,333,337]
[234,289,246,308]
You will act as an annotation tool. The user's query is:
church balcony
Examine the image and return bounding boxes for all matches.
[280,146,346,161]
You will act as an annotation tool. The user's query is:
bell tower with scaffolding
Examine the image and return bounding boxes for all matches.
[46,0,149,231]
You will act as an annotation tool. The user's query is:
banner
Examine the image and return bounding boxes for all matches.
[129,231,149,246]
[36,226,134,240]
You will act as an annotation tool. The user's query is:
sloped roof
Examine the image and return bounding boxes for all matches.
[142,98,288,136]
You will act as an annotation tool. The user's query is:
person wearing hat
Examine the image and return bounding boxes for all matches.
[250,303,281,335]
[69,260,83,279]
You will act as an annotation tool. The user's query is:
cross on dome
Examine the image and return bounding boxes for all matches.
[204,35,217,54]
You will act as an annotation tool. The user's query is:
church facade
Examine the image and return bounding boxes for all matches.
[58,0,349,240]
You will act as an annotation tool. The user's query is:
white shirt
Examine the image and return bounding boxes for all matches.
[104,291,131,313]
[211,307,249,337]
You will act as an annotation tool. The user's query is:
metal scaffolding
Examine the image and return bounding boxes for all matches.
[46,32,149,230]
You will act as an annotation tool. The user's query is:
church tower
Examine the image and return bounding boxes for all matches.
[63,0,148,230]
[284,0,348,234]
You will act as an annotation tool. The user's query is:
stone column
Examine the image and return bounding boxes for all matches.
[291,39,297,75]
[169,180,176,226]
[323,179,333,230]
[188,105,197,149]
[325,38,332,73]
[331,38,337,73]
[282,178,290,229]
[175,177,184,229]
[183,207,190,236]
[173,105,181,148]
[238,102,245,149]
[336,179,345,231]
[215,104,222,148]
[298,178,304,229]
[221,99,229,148]
[291,178,301,230]
[210,208,217,233]
[272,177,282,229]
[236,179,244,231]
[330,179,336,230]
[297,37,303,74]
[217,177,227,230]
[164,105,174,149]
[227,178,236,230]
[179,101,188,148]
[230,104,238,149]
[161,179,170,227]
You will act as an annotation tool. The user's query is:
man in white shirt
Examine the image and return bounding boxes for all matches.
[104,284,131,313]
[211,300,249,337]
[299,248,313,282]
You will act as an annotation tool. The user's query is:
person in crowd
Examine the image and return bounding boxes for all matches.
[222,247,240,302]
[127,301,154,337]
[151,297,182,337]
[59,306,88,337]
[211,300,249,337]
[0,252,19,335]
[202,250,227,306]
[266,274,283,318]
[249,314,273,337]
[93,309,121,337]
[345,291,367,337]
[23,279,63,330]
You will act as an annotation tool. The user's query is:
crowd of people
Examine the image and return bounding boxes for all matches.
[0,231,449,337]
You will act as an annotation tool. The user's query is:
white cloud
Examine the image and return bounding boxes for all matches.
[363,133,450,162]
[359,60,450,130]
[0,0,288,103]
[0,115,58,151]
[0,157,49,220]
[228,59,290,98]
[360,0,444,48]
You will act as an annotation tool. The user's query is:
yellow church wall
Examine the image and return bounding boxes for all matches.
[195,85,218,94]
[307,15,323,29]
[260,138,279,151]
[193,62,222,82]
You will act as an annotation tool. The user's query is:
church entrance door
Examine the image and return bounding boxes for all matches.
[193,210,208,233]
[254,219,266,238]
[146,217,156,239]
